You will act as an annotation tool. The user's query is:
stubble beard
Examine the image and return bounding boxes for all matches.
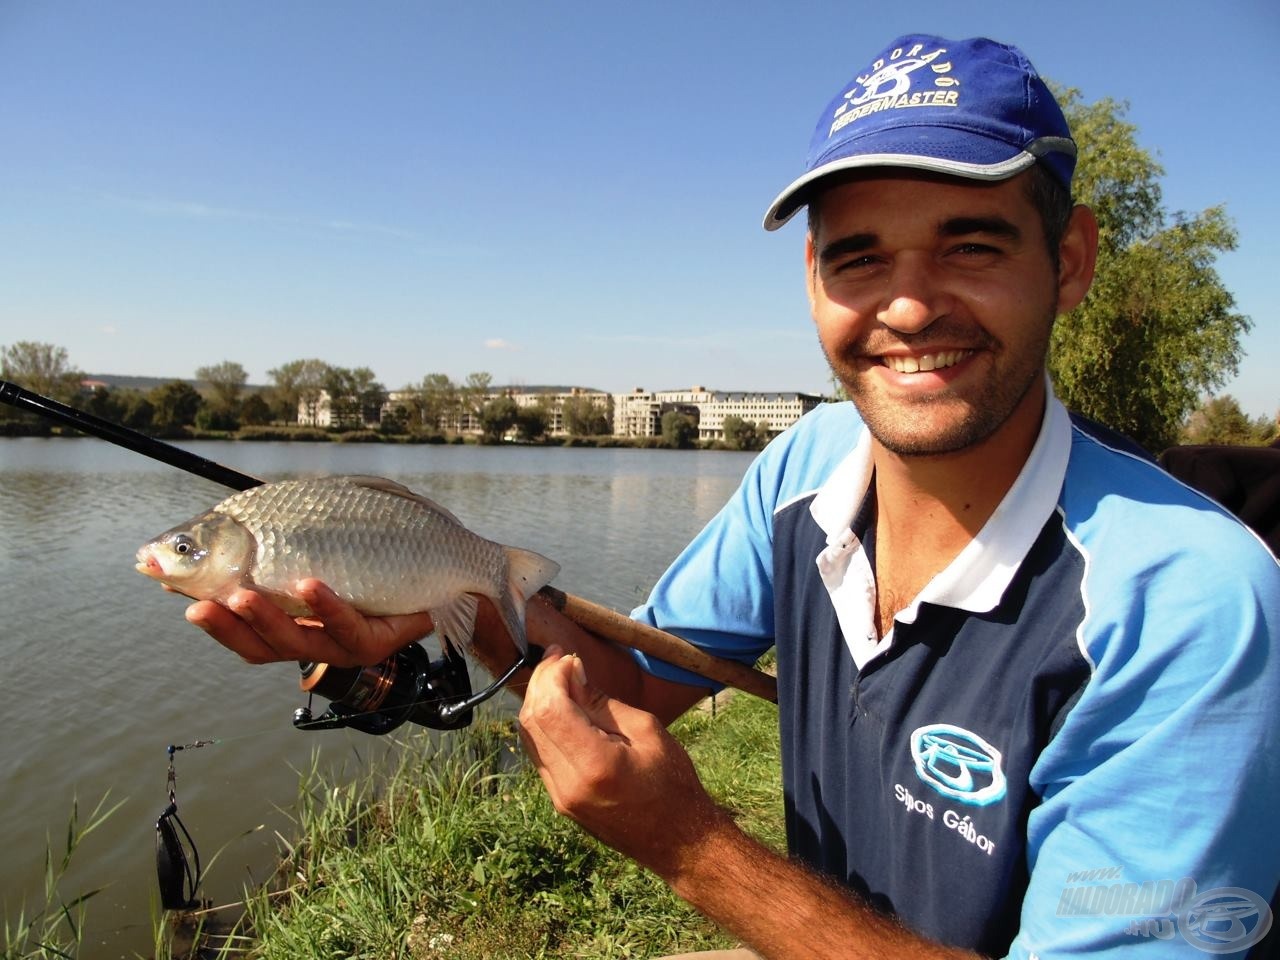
[823,311,1055,457]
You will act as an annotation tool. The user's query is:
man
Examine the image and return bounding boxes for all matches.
[191,35,1280,958]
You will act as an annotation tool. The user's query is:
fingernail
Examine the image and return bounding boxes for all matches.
[569,653,587,687]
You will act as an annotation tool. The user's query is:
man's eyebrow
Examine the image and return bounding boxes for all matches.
[939,216,1022,242]
[817,233,877,265]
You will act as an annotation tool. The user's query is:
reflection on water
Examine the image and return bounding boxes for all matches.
[0,438,753,957]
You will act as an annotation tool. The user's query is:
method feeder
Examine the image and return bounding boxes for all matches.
[1,379,778,737]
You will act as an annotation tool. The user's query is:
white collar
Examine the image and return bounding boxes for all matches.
[808,386,1073,620]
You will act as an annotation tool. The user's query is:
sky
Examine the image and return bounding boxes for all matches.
[1,1,1276,418]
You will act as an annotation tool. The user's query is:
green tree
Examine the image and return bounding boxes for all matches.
[195,360,248,412]
[149,380,203,433]
[1,341,84,405]
[240,392,273,426]
[413,373,460,432]
[562,395,611,436]
[1181,395,1276,446]
[462,372,494,426]
[661,410,698,449]
[1048,90,1250,453]
[515,401,551,442]
[479,395,518,443]
[722,415,767,451]
[268,358,330,424]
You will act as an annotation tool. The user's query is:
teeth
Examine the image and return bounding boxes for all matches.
[884,351,967,374]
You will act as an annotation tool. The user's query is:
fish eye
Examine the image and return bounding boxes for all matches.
[174,536,195,555]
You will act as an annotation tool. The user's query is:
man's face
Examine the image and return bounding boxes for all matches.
[806,171,1083,457]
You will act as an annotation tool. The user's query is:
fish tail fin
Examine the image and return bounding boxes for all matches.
[497,547,561,654]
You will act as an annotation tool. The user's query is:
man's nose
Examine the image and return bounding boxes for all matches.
[876,255,949,334]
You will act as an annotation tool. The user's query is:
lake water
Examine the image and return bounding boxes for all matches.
[0,437,755,957]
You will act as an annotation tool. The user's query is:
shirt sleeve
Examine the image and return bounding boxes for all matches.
[629,402,863,688]
[1008,508,1280,958]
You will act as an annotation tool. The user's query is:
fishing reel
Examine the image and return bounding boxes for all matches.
[291,641,540,735]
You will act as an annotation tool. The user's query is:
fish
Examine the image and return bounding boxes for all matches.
[135,475,560,654]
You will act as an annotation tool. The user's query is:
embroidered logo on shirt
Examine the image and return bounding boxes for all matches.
[910,723,1007,806]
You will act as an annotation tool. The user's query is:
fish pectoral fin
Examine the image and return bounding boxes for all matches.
[432,593,480,652]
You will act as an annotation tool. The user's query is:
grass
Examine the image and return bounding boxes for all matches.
[6,684,784,959]
[226,687,783,959]
[2,793,124,960]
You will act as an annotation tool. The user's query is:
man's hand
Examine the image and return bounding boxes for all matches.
[517,644,731,880]
[184,580,434,667]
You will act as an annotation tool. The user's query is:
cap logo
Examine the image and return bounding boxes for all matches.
[830,43,957,138]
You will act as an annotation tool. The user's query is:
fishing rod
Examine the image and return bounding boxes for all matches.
[0,379,779,721]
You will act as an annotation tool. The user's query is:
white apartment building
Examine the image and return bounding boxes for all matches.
[611,387,826,440]
[305,385,826,439]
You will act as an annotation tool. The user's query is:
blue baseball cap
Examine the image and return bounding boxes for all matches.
[763,35,1076,230]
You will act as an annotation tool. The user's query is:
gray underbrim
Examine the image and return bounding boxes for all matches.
[761,150,1040,231]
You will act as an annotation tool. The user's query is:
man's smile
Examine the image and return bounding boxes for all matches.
[879,350,974,374]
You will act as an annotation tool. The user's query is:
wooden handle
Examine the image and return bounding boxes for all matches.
[537,586,777,703]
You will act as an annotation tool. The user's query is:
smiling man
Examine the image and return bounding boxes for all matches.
[189,34,1280,959]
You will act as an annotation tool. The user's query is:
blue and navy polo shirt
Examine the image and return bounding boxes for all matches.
[633,391,1280,958]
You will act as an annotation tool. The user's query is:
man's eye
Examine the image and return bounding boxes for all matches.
[954,243,1000,256]
[832,255,879,272]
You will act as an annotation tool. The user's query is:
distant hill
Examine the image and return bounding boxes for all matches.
[83,374,268,395]
[83,375,605,396]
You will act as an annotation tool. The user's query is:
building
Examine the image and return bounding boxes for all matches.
[611,387,826,441]
[303,384,826,439]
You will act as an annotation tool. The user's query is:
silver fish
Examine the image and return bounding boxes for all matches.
[135,475,560,654]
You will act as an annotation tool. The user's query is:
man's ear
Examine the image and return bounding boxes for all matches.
[1056,204,1099,314]
[805,232,818,311]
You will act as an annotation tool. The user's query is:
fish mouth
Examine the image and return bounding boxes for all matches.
[135,552,164,579]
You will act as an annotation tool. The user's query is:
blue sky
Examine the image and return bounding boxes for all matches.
[2,1,1276,418]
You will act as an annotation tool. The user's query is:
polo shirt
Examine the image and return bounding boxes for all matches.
[633,391,1280,958]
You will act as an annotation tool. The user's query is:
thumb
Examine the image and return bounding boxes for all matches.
[562,654,656,742]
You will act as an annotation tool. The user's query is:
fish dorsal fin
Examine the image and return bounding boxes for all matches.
[341,475,465,526]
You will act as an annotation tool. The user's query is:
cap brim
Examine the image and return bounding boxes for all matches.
[762,150,1039,231]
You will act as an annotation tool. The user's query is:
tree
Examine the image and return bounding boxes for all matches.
[515,402,551,442]
[562,395,611,436]
[149,380,203,433]
[1,341,84,404]
[413,373,460,432]
[462,372,494,427]
[661,410,698,449]
[723,415,767,451]
[1048,90,1250,453]
[321,366,384,429]
[1181,395,1276,446]
[195,361,248,411]
[268,358,330,424]
[479,395,518,443]
[240,392,273,426]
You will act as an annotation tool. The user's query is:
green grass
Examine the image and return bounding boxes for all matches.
[5,685,783,959]
[225,689,784,959]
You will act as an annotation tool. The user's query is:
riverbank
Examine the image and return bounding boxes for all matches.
[171,683,782,958]
[0,420,748,451]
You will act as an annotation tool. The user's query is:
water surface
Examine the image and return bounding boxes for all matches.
[0,437,754,956]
